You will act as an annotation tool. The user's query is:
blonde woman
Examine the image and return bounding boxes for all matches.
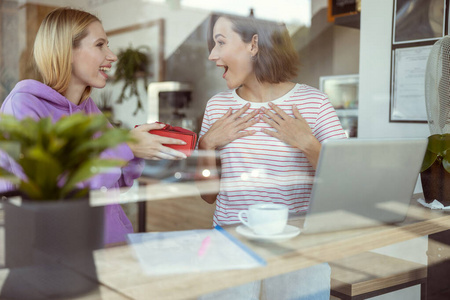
[1,7,186,244]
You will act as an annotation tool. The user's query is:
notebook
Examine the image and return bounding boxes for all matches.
[126,225,265,276]
[302,138,428,234]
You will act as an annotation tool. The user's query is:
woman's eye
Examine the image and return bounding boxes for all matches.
[217,41,224,46]
[97,43,104,48]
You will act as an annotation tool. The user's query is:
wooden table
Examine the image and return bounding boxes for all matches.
[90,194,450,300]
[2,193,450,299]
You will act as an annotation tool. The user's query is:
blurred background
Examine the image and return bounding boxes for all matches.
[0,0,361,137]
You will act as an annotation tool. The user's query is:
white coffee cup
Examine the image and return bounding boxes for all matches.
[238,203,288,235]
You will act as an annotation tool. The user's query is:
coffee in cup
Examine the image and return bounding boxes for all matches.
[238,203,288,235]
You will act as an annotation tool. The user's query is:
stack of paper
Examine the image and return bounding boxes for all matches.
[127,226,266,276]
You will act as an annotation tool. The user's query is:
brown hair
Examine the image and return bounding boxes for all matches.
[33,7,101,102]
[207,14,299,84]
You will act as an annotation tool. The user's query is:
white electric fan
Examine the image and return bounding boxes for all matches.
[425,36,450,134]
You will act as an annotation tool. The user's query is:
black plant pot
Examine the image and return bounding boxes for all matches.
[1,197,104,299]
[421,161,450,206]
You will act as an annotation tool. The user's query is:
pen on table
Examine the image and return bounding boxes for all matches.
[197,236,211,257]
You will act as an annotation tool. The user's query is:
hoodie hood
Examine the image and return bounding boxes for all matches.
[1,79,98,120]
[10,79,89,113]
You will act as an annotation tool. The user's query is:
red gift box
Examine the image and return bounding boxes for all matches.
[136,122,197,157]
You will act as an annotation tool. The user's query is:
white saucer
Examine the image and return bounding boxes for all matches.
[236,225,301,242]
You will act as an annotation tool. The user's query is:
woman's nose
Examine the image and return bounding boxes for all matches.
[208,47,218,61]
[107,49,118,62]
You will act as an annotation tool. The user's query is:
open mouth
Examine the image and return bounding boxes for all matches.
[99,66,111,78]
[222,66,228,78]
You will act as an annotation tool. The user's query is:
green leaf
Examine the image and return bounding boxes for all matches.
[70,129,130,158]
[443,157,450,173]
[61,158,127,197]
[427,134,450,156]
[0,141,21,160]
[0,116,36,143]
[47,136,67,154]
[113,45,151,114]
[421,134,450,173]
[0,113,131,201]
[68,188,90,200]
[84,114,109,133]
[443,147,450,173]
[0,167,20,184]
[19,179,43,200]
[23,146,63,190]
[53,113,89,136]
[421,150,438,172]
[38,117,53,134]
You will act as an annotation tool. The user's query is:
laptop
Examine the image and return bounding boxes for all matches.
[302,138,428,234]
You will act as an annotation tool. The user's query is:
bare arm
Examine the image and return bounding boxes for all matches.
[128,123,187,160]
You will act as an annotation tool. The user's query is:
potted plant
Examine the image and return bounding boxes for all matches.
[95,90,122,127]
[96,89,113,114]
[420,133,450,205]
[114,45,152,115]
[0,113,132,299]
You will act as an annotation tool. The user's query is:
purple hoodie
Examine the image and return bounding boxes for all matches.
[0,79,144,244]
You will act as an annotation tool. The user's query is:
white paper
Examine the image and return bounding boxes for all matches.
[127,226,265,276]
[391,46,433,121]
[417,198,450,210]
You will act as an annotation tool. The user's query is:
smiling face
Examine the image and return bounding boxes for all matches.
[71,21,117,91]
[208,17,257,89]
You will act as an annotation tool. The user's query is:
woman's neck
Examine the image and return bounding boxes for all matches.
[237,81,295,103]
[62,84,84,105]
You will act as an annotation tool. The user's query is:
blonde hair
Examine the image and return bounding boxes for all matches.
[33,7,100,102]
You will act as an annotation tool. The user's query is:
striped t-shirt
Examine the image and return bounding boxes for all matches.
[199,84,347,226]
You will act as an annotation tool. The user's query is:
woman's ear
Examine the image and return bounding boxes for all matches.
[250,34,259,56]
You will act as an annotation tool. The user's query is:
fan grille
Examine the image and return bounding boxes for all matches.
[425,36,450,134]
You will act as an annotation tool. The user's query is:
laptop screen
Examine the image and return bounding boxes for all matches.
[303,138,427,234]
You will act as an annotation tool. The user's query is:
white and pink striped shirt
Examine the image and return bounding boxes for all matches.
[199,84,347,226]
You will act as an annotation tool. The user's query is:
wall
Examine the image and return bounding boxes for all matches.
[165,18,226,132]
[86,0,211,129]
[311,0,327,16]
[164,9,361,133]
[1,0,22,103]
[360,2,430,300]
[1,0,211,128]
[358,0,429,138]
[1,0,360,131]
[21,0,87,6]
[1,1,60,102]
[156,8,360,135]
[92,0,210,61]
[293,8,360,90]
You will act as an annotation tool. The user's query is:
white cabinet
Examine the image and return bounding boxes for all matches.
[320,74,359,137]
